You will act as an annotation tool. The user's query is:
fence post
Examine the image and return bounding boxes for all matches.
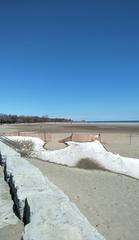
[43,132,46,141]
[129,134,132,145]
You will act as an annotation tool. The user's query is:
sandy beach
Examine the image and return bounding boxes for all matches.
[28,159,139,240]
[1,122,139,158]
[0,122,139,239]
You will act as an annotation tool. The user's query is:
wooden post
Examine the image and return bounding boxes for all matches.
[129,134,132,145]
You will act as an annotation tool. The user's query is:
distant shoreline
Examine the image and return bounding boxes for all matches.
[76,120,139,123]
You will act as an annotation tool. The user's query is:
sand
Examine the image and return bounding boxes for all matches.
[0,224,24,240]
[29,158,139,240]
[1,122,139,157]
[0,122,139,239]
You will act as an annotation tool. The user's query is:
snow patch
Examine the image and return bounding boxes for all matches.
[7,136,139,180]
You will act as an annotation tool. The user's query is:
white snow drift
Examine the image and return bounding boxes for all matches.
[8,136,139,180]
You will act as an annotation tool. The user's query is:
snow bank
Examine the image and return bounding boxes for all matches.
[8,136,139,180]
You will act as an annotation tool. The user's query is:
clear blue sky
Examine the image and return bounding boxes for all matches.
[0,0,139,120]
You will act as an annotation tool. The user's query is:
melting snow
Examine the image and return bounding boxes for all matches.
[7,136,139,180]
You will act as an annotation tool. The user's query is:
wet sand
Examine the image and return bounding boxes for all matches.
[1,122,139,133]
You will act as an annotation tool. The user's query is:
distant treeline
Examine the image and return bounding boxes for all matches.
[0,114,72,124]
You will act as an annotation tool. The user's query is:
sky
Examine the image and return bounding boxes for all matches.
[0,0,139,120]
